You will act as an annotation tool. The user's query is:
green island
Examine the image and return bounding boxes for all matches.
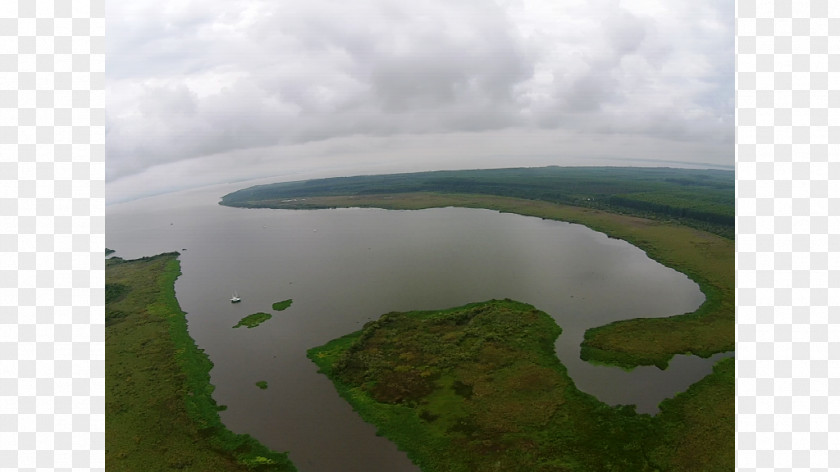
[256,381,269,390]
[308,299,734,471]
[272,299,293,311]
[106,252,296,471]
[234,312,273,329]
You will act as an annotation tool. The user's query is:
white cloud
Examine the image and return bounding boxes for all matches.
[106,0,734,201]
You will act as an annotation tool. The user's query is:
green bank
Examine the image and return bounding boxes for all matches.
[308,300,734,471]
[106,252,296,471]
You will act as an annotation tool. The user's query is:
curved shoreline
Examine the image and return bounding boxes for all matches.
[226,192,734,369]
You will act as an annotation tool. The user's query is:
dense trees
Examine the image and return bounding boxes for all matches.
[221,166,734,238]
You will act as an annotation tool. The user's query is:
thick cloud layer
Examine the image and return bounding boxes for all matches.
[107,0,734,201]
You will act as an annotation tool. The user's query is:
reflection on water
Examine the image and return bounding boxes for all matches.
[107,183,720,472]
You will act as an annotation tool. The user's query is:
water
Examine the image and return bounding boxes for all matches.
[107,183,724,472]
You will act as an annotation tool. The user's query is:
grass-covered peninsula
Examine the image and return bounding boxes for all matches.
[234,312,273,329]
[308,299,734,471]
[106,252,296,471]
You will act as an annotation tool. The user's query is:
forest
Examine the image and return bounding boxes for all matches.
[221,166,734,238]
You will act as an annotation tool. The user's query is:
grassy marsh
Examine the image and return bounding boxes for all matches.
[106,253,296,471]
[234,312,273,329]
[308,300,734,471]
[272,299,293,311]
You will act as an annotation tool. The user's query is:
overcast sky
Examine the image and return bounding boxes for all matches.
[106,0,734,203]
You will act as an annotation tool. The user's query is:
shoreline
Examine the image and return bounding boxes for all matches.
[105,252,297,471]
[227,192,734,369]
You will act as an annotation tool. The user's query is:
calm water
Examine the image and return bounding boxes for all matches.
[107,183,725,472]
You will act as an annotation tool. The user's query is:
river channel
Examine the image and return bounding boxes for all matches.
[107,182,724,472]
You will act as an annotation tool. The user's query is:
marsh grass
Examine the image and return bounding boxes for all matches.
[309,300,734,471]
[106,253,296,471]
[234,312,273,329]
[272,299,293,311]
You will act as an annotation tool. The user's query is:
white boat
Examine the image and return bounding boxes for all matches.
[230,291,241,303]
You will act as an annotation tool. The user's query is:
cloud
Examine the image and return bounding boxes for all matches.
[106,0,734,197]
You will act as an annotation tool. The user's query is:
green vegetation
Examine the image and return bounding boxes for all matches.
[234,312,273,329]
[106,252,296,471]
[308,300,734,471]
[220,166,734,238]
[106,247,115,255]
[272,299,293,311]
[256,381,269,390]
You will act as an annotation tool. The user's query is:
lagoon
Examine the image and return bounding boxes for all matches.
[107,182,717,471]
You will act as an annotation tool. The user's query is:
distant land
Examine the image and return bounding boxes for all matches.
[220,166,734,239]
